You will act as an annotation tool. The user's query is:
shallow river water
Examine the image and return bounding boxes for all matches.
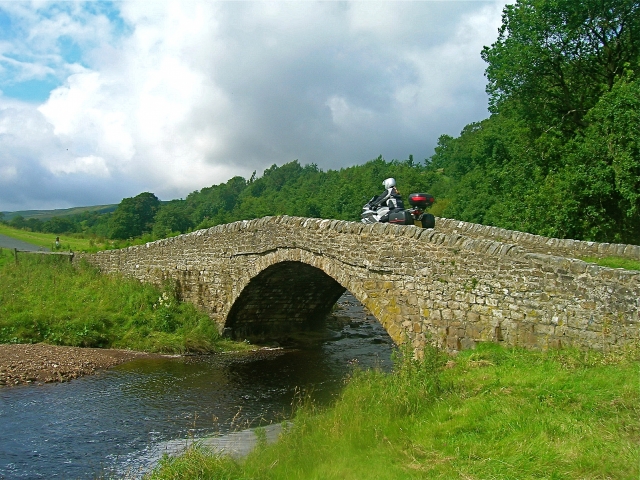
[0,293,394,479]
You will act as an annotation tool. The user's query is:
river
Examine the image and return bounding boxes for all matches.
[0,293,394,479]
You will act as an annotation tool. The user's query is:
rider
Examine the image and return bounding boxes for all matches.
[371,177,404,221]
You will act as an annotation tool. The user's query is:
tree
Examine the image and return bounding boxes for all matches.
[9,215,26,230]
[152,202,194,238]
[551,75,640,242]
[482,0,640,137]
[42,217,77,234]
[108,192,160,239]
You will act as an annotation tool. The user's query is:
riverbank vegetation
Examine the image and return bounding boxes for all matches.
[0,249,243,353]
[148,342,639,479]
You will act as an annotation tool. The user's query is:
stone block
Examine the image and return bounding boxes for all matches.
[535,324,555,336]
[467,311,480,322]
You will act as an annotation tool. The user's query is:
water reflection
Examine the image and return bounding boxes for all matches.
[0,293,394,479]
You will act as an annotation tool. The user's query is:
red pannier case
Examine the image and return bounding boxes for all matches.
[408,193,435,208]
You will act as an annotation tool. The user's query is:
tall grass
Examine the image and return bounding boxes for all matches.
[0,249,241,353]
[148,342,639,479]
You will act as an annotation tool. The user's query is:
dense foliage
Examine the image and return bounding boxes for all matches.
[437,0,640,243]
[2,0,638,244]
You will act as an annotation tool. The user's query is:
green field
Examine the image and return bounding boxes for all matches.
[581,256,640,272]
[0,223,148,252]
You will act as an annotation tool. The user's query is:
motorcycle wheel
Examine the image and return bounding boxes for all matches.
[420,213,435,229]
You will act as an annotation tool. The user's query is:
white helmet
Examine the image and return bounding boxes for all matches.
[383,177,396,189]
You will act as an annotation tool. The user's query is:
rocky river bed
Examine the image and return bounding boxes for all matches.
[0,343,164,386]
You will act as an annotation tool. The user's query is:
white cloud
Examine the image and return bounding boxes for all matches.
[47,155,110,177]
[0,165,18,182]
[326,95,376,130]
[0,0,510,211]
[38,71,135,167]
[391,3,505,127]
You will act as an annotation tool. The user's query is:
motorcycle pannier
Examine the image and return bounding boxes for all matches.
[388,210,414,225]
[408,193,435,208]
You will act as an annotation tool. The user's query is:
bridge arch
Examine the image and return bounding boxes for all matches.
[222,250,401,344]
[225,260,345,340]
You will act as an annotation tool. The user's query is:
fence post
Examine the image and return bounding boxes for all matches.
[14,248,18,263]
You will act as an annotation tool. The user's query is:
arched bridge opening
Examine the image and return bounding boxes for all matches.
[225,261,348,342]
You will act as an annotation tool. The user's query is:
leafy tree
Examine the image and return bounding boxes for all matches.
[9,215,26,230]
[42,217,76,234]
[108,192,160,239]
[188,176,247,226]
[545,75,640,242]
[414,0,640,242]
[152,202,194,238]
[482,0,640,138]
[25,218,44,232]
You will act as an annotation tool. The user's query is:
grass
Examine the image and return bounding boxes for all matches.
[0,223,152,252]
[581,255,640,271]
[147,342,639,479]
[0,249,246,353]
[0,223,94,251]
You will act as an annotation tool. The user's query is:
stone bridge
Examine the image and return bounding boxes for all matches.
[74,216,640,352]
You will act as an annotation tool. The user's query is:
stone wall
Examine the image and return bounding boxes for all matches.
[74,216,640,352]
[436,217,640,260]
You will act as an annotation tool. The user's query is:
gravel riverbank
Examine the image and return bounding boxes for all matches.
[0,343,164,386]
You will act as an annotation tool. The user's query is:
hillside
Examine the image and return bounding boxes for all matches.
[1,204,117,221]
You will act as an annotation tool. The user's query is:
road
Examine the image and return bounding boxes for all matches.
[0,234,49,252]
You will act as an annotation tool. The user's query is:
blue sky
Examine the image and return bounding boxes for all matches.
[0,0,509,211]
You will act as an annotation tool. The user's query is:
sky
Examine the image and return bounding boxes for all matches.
[0,0,509,212]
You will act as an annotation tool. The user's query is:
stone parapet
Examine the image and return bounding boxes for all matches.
[74,216,639,352]
[436,217,640,260]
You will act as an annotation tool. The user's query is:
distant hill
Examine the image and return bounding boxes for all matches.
[1,204,117,221]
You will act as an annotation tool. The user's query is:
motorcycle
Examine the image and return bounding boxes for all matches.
[361,192,435,228]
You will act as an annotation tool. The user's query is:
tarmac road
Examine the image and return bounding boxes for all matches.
[0,234,49,252]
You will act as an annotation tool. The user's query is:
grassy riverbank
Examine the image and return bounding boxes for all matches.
[149,342,639,479]
[0,249,242,353]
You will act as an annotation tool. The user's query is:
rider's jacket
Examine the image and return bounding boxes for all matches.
[373,187,404,210]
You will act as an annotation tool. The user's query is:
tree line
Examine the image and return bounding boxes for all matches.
[2,0,638,245]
